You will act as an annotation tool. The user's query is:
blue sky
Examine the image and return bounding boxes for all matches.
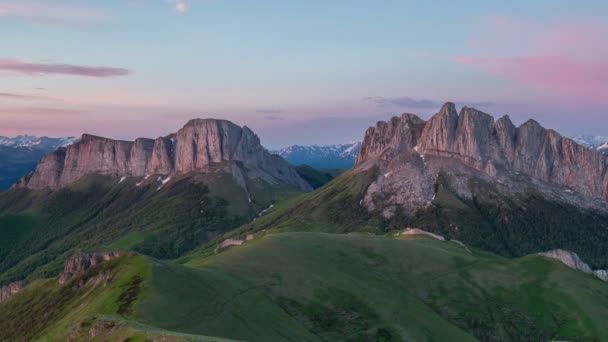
[0,0,607,148]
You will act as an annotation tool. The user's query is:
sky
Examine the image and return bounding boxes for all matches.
[0,0,607,149]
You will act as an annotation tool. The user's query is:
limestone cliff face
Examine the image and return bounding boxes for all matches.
[356,102,608,206]
[356,103,608,219]
[18,119,311,191]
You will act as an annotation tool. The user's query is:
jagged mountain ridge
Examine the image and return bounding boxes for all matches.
[17,119,311,191]
[273,141,361,169]
[356,102,608,217]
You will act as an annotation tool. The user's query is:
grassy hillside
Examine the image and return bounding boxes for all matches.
[294,165,336,189]
[0,167,302,285]
[233,168,608,269]
[3,232,608,341]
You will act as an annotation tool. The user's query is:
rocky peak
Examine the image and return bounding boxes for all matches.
[356,113,425,165]
[58,252,124,284]
[453,107,496,168]
[418,103,458,153]
[17,118,311,191]
[355,102,608,217]
[494,115,517,162]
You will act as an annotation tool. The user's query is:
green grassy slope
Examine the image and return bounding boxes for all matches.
[4,232,607,341]
[294,165,336,189]
[179,232,608,342]
[0,253,236,342]
[0,168,302,285]
[234,168,608,269]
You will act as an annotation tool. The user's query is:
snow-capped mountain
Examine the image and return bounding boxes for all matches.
[0,135,78,150]
[0,135,79,189]
[274,141,362,169]
[571,135,608,155]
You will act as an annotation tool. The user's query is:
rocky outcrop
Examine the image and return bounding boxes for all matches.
[594,270,608,282]
[17,119,311,192]
[58,252,124,284]
[356,102,608,207]
[214,238,244,253]
[540,249,608,282]
[398,228,446,241]
[0,281,23,303]
[539,249,593,274]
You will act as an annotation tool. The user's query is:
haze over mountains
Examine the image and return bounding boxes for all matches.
[2,104,608,341]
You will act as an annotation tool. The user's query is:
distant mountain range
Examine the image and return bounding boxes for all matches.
[572,135,608,154]
[0,135,78,189]
[275,134,608,170]
[0,135,78,150]
[273,141,362,169]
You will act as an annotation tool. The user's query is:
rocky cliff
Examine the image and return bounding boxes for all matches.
[18,119,311,191]
[356,103,608,217]
[58,252,124,284]
[0,281,23,303]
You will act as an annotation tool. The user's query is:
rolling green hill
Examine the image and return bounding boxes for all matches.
[2,232,607,341]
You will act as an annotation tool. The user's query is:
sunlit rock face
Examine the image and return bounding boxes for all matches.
[355,102,608,218]
[16,119,311,192]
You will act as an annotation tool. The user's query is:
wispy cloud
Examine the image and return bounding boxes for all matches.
[0,59,130,78]
[364,96,495,109]
[456,56,608,103]
[0,92,48,100]
[256,109,282,114]
[0,1,104,25]
[0,107,86,116]
[264,115,283,121]
[457,16,608,103]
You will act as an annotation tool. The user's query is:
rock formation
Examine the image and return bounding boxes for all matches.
[214,238,245,253]
[0,281,23,303]
[17,119,311,192]
[355,102,608,217]
[58,252,124,284]
[540,249,608,282]
[539,249,593,274]
[398,228,446,241]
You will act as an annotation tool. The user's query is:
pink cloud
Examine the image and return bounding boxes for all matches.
[458,16,608,104]
[0,59,130,78]
[0,1,104,25]
[175,2,187,13]
[456,56,608,102]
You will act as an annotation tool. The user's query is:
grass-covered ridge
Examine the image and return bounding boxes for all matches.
[3,232,607,341]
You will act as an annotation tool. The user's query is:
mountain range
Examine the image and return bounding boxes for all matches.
[0,135,77,190]
[2,105,608,341]
[0,135,78,150]
[572,134,608,155]
[273,141,362,169]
